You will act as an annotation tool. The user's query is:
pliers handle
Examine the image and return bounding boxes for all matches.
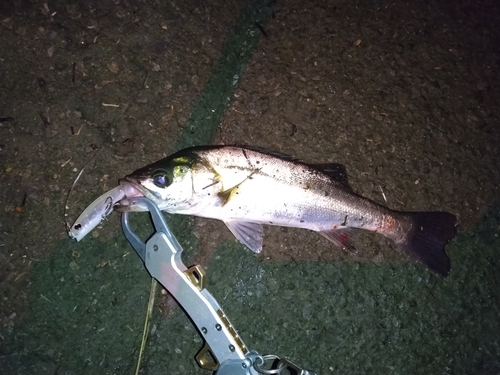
[120,197,253,372]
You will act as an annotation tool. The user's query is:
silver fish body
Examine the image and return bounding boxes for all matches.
[118,146,458,276]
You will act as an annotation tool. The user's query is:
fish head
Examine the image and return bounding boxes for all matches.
[116,152,221,214]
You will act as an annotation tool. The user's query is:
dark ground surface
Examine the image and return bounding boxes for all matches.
[1,0,499,374]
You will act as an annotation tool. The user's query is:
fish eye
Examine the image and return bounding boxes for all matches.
[153,174,171,188]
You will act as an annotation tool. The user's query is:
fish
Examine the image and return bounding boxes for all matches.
[108,145,457,276]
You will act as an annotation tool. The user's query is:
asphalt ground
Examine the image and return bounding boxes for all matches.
[1,0,499,374]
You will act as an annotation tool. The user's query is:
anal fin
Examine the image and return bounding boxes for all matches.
[224,220,264,253]
[319,228,361,256]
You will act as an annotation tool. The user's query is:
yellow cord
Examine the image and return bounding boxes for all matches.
[135,278,158,375]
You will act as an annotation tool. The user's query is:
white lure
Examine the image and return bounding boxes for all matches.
[68,182,139,241]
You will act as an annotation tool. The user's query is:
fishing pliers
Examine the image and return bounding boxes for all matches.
[121,196,316,375]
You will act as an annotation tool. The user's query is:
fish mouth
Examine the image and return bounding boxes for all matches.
[115,177,152,211]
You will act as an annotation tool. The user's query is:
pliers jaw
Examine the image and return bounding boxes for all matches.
[121,196,177,262]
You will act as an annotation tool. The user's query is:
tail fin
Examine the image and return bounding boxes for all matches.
[398,212,458,276]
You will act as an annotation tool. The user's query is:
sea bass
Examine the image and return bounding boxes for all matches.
[69,146,458,276]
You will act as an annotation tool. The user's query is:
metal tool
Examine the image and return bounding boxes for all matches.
[121,196,316,375]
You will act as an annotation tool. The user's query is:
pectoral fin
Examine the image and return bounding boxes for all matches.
[217,186,237,206]
[224,220,264,253]
[319,228,361,256]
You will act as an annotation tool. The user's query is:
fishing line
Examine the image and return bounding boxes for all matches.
[63,149,101,232]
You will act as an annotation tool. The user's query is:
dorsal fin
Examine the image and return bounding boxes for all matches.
[229,145,353,191]
[235,145,298,162]
[308,163,352,190]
